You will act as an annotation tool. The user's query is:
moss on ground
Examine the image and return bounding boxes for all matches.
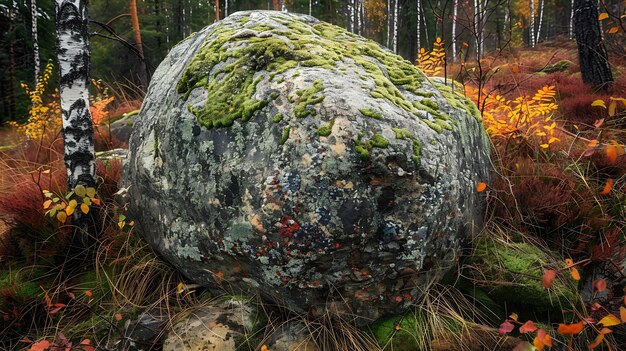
[467,237,579,311]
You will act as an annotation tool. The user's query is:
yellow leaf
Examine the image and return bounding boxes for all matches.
[86,187,96,198]
[80,203,90,214]
[57,211,67,223]
[68,199,77,209]
[620,306,626,322]
[591,99,607,108]
[608,100,617,117]
[540,144,549,149]
[66,206,75,216]
[43,200,52,209]
[598,12,609,20]
[74,184,86,197]
[176,282,185,294]
[598,314,621,327]
[118,221,125,229]
[510,312,519,321]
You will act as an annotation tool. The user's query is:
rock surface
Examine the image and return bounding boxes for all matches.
[124,11,491,323]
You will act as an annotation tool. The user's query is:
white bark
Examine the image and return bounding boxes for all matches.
[350,0,355,32]
[225,0,228,17]
[530,0,535,47]
[392,0,398,53]
[55,0,96,189]
[537,0,544,44]
[387,0,391,47]
[416,0,421,52]
[309,0,312,15]
[31,0,40,84]
[452,0,458,61]
[569,0,574,38]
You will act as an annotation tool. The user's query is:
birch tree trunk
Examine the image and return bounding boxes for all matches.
[31,0,40,85]
[309,0,312,15]
[416,0,421,53]
[55,0,96,191]
[451,0,458,61]
[225,0,228,17]
[569,0,574,38]
[392,0,398,53]
[529,0,535,46]
[387,0,391,47]
[536,0,544,44]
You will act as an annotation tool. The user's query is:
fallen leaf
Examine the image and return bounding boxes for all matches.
[543,270,557,288]
[588,139,599,147]
[594,118,605,128]
[84,290,92,297]
[519,320,538,334]
[599,12,609,20]
[43,200,52,209]
[620,306,626,322]
[592,99,607,108]
[605,146,618,164]
[608,26,619,34]
[571,267,581,281]
[589,334,604,349]
[80,203,89,214]
[600,179,613,195]
[598,314,621,327]
[114,313,122,321]
[499,320,515,335]
[557,321,584,335]
[29,339,55,351]
[476,182,487,192]
[593,278,607,292]
[509,312,519,321]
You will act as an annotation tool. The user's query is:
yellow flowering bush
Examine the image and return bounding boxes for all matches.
[9,62,62,140]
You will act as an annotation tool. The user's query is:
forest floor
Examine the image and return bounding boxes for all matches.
[0,39,625,350]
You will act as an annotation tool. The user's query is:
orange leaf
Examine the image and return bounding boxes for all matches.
[394,324,402,330]
[608,26,619,34]
[557,321,584,335]
[593,278,607,292]
[571,267,581,281]
[43,200,52,209]
[600,179,613,195]
[565,258,574,266]
[476,182,487,192]
[588,139,599,147]
[91,198,101,206]
[605,146,618,164]
[598,12,609,20]
[80,203,90,214]
[29,340,55,351]
[598,314,621,327]
[620,306,626,323]
[543,270,557,288]
[589,334,604,349]
[85,290,92,297]
[260,346,270,351]
[114,313,122,321]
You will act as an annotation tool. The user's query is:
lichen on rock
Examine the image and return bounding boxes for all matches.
[124,11,491,325]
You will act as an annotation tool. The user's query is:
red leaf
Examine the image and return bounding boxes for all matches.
[600,179,613,195]
[542,270,557,288]
[29,340,55,351]
[519,320,538,334]
[499,320,515,335]
[49,303,66,315]
[593,278,607,292]
[80,339,95,351]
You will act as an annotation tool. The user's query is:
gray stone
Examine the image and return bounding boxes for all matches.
[123,11,491,324]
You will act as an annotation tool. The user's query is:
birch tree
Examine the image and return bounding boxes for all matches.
[55,0,96,191]
[451,0,458,61]
[31,0,40,85]
[529,0,535,46]
[416,0,421,52]
[392,0,398,53]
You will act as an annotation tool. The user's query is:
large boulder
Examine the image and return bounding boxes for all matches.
[123,11,491,323]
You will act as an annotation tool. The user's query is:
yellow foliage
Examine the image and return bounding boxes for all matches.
[466,85,560,147]
[364,0,387,33]
[415,38,446,77]
[89,79,115,125]
[8,62,61,140]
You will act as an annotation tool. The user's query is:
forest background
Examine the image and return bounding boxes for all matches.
[2,0,625,123]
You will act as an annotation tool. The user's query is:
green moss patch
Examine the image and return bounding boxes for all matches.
[391,128,422,165]
[177,13,453,132]
[293,80,325,118]
[467,237,578,311]
[317,119,335,136]
[359,108,382,119]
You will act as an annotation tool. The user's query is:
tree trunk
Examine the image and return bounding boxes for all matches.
[215,0,220,21]
[130,0,149,90]
[536,0,544,44]
[529,0,535,46]
[387,0,391,47]
[225,0,228,17]
[31,0,40,85]
[569,0,574,38]
[55,0,98,255]
[573,0,613,88]
[154,0,162,50]
[272,0,280,11]
[392,0,398,53]
[309,0,312,15]
[451,0,457,61]
[55,0,96,189]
